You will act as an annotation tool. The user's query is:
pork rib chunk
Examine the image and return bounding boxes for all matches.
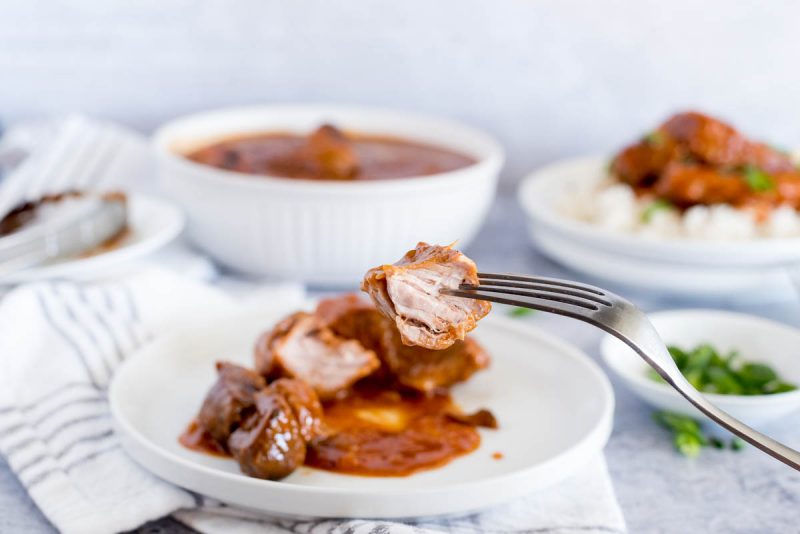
[316,294,490,393]
[382,336,490,393]
[196,362,267,448]
[361,242,491,350]
[255,311,380,400]
[228,389,307,480]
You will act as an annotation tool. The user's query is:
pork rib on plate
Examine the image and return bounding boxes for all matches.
[362,242,491,350]
[254,311,380,400]
[317,294,490,393]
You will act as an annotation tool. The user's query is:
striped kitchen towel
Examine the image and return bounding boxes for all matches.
[0,267,304,534]
[0,267,625,534]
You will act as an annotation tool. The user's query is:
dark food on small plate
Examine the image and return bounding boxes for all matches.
[0,191,128,240]
[181,292,496,480]
[185,124,476,181]
[362,242,491,350]
[611,111,800,215]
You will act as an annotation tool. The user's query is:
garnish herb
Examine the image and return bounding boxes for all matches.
[644,130,665,147]
[653,410,746,457]
[647,343,797,396]
[641,199,675,223]
[508,306,536,318]
[743,165,775,192]
[653,411,706,458]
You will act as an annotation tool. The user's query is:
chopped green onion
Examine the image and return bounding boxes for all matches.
[709,437,725,449]
[647,343,796,396]
[508,307,535,318]
[653,411,707,457]
[652,410,753,458]
[644,130,665,147]
[743,165,775,192]
[674,432,704,458]
[641,199,675,223]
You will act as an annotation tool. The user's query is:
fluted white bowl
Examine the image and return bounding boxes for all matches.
[154,105,503,285]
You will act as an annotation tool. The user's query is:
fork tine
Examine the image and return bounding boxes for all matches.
[468,279,612,306]
[477,272,607,296]
[442,288,601,316]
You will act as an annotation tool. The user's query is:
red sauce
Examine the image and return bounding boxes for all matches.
[179,386,483,477]
[185,126,475,181]
[179,419,229,457]
[306,387,480,476]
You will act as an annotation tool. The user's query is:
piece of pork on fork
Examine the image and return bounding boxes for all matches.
[361,242,491,350]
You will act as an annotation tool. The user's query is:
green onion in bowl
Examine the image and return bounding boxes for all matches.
[647,343,797,395]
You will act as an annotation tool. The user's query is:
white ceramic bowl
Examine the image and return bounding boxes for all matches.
[518,156,800,299]
[601,309,800,428]
[154,105,503,285]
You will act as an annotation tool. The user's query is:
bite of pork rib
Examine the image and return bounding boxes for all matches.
[361,242,491,350]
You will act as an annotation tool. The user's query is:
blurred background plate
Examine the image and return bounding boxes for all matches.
[518,157,800,301]
[0,193,184,284]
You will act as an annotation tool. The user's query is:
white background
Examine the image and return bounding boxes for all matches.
[1,0,798,187]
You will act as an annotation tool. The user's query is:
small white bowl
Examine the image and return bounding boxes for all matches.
[154,105,503,285]
[518,156,800,300]
[601,309,800,428]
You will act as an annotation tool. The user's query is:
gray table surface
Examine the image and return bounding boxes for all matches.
[2,194,799,534]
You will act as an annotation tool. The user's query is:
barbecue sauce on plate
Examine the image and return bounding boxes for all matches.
[180,384,484,477]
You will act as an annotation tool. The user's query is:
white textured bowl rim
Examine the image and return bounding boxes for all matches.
[153,104,505,194]
[601,308,800,406]
[518,155,800,260]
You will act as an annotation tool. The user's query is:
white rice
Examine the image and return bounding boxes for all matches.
[558,176,800,240]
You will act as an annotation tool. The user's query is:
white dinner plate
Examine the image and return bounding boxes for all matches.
[0,193,184,284]
[109,307,614,519]
[518,156,800,300]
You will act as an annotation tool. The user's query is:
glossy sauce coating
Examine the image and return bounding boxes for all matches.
[179,419,229,457]
[181,386,482,477]
[305,386,480,476]
[185,127,476,181]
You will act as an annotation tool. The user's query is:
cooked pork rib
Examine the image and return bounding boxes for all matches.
[361,242,491,350]
[382,337,490,393]
[255,311,380,399]
[316,294,490,392]
[228,389,307,480]
[270,378,325,442]
[196,362,267,448]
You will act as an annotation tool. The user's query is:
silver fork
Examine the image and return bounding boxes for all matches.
[443,271,800,471]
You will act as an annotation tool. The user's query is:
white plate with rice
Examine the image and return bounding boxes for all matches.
[518,156,800,299]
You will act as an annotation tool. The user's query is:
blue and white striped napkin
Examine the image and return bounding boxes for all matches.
[0,266,626,534]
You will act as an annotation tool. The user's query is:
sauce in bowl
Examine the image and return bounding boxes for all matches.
[185,124,476,181]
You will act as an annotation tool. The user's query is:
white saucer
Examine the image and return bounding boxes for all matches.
[109,308,613,519]
[0,193,184,284]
